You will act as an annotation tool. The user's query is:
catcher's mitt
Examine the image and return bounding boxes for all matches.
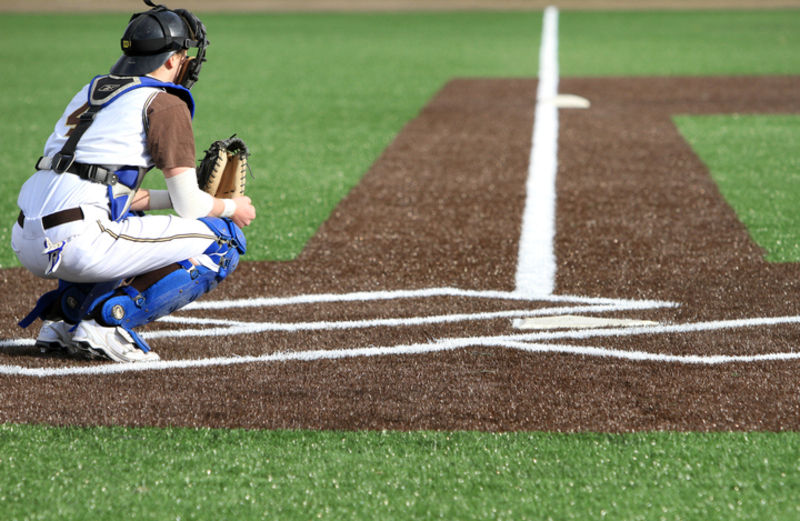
[197,135,250,198]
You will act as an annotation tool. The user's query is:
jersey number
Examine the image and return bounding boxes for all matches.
[65,102,90,137]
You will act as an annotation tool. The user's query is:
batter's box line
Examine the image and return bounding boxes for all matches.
[152,299,674,338]
[0,288,672,352]
[182,287,677,310]
[503,341,800,365]
[0,298,669,347]
[2,315,800,378]
[0,288,675,346]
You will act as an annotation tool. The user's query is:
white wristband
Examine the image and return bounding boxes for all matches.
[221,198,237,218]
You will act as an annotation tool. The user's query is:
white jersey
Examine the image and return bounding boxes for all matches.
[18,82,162,219]
[12,79,219,284]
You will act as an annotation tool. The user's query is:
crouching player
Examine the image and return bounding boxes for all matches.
[11,2,256,362]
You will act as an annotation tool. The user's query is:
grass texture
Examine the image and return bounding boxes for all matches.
[2,9,800,521]
[674,115,800,262]
[1,11,799,266]
[559,10,800,76]
[2,424,800,521]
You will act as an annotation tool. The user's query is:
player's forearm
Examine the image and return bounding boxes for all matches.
[163,167,214,218]
[211,197,237,218]
[162,167,239,219]
[129,189,170,211]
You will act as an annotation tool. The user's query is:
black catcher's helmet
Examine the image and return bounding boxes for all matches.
[110,0,208,89]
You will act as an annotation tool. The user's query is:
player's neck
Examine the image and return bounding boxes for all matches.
[146,68,174,84]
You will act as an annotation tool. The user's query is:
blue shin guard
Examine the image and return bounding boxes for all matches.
[86,218,246,351]
[97,260,223,329]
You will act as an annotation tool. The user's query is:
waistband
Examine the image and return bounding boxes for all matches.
[17,207,85,230]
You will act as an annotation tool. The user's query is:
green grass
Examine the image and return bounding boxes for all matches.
[2,424,799,521]
[559,10,800,76]
[3,9,800,521]
[674,115,800,262]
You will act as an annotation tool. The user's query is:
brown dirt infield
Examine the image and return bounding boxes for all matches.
[2,76,800,432]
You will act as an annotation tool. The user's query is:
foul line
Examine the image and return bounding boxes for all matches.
[515,5,559,296]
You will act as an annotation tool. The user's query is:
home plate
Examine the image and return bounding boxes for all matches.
[544,94,591,109]
[512,315,658,330]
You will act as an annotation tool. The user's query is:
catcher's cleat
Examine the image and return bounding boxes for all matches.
[35,320,78,356]
[72,320,160,363]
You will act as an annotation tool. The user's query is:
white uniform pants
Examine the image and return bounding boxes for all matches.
[12,205,220,283]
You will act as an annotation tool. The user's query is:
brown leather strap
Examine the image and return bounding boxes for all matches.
[17,208,84,230]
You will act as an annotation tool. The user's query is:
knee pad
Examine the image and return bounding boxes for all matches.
[198,216,246,280]
[200,217,246,255]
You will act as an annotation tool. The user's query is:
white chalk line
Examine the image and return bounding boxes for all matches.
[3,313,800,377]
[0,339,466,378]
[499,341,800,365]
[151,300,675,338]
[0,298,673,346]
[515,5,559,296]
[491,314,800,343]
[184,287,670,310]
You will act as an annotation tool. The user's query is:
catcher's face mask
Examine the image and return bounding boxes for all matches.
[172,7,209,89]
[112,0,209,89]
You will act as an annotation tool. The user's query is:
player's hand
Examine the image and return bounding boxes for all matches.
[231,195,256,228]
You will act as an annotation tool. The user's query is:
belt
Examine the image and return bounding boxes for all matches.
[17,208,85,230]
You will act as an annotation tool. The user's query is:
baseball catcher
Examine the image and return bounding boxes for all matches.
[12,0,257,363]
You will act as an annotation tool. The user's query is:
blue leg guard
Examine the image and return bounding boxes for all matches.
[96,260,230,330]
[86,218,246,352]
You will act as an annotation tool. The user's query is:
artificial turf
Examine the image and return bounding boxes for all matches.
[2,424,799,521]
[2,9,800,521]
[674,114,800,263]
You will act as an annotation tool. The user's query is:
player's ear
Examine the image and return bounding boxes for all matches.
[168,51,183,69]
